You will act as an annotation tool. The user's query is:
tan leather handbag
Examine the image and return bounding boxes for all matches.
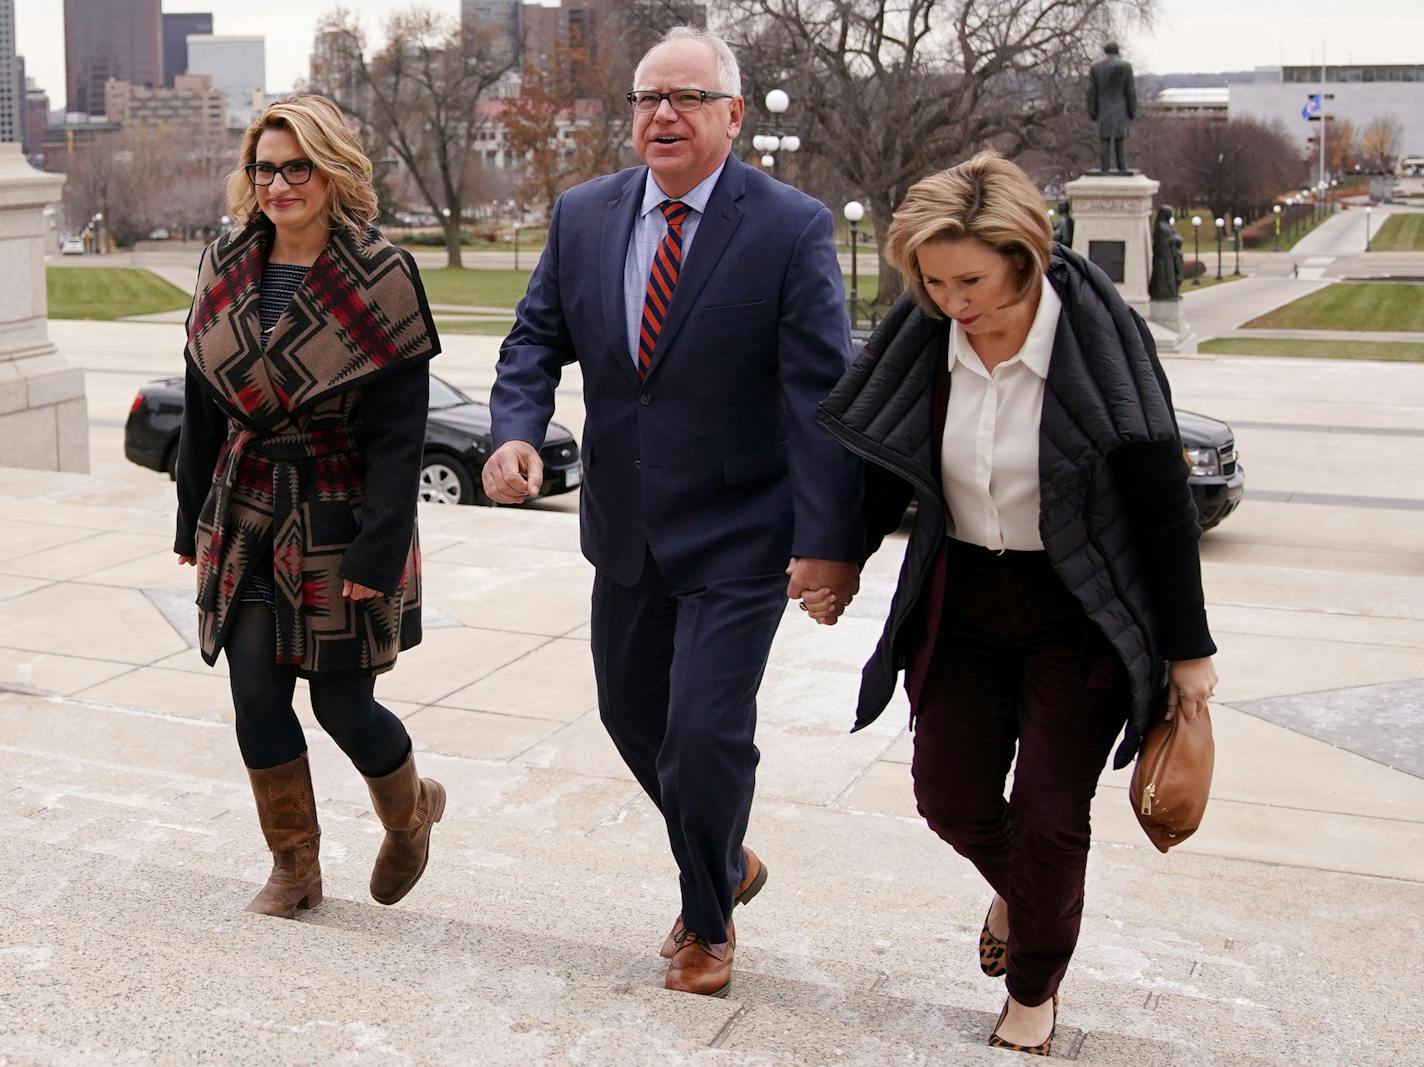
[1130,701,1214,852]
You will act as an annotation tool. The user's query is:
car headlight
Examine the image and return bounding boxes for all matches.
[1185,447,1220,477]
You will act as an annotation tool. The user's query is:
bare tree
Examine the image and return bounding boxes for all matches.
[1145,117,1306,219]
[1360,116,1402,174]
[503,44,636,220]
[722,0,1151,304]
[312,6,516,268]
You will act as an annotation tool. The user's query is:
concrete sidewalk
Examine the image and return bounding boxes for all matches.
[2,316,1424,1062]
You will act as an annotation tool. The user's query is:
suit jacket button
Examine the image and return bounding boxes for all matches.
[639,393,652,406]
[634,459,642,471]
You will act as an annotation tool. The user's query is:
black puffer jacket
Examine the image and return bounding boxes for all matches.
[817,245,1215,768]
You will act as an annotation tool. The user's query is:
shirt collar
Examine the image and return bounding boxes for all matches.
[640,160,726,219]
[950,278,1061,380]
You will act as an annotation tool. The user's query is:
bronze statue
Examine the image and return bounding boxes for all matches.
[1087,42,1137,173]
[1149,207,1184,300]
[1052,200,1074,246]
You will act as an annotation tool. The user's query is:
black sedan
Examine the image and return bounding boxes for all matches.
[123,374,581,507]
[848,329,1243,530]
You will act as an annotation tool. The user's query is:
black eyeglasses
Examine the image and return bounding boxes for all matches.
[244,160,316,186]
[626,89,735,113]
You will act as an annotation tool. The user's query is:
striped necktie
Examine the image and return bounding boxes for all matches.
[638,199,691,380]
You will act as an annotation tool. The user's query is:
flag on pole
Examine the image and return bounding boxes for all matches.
[1301,94,1322,120]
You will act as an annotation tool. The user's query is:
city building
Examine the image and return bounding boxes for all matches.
[24,79,49,157]
[65,0,162,117]
[308,29,369,117]
[0,0,20,143]
[1229,65,1424,164]
[162,12,213,88]
[463,0,523,65]
[103,73,226,137]
[1145,87,1229,123]
[186,34,264,127]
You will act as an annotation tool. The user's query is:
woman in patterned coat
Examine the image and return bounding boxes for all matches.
[174,95,445,918]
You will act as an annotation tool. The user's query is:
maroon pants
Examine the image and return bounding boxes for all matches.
[909,538,1128,1007]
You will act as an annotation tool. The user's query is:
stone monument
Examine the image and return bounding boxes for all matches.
[1066,43,1192,351]
[0,144,89,472]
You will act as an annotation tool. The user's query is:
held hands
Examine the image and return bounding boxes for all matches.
[177,555,195,566]
[482,441,544,504]
[1166,656,1218,722]
[787,557,859,627]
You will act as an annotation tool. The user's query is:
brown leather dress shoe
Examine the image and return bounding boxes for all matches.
[660,846,767,958]
[665,921,734,997]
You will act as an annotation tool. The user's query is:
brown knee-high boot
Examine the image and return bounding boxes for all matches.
[363,751,445,906]
[245,752,322,917]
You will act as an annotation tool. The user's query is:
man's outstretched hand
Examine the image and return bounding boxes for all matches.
[482,441,544,504]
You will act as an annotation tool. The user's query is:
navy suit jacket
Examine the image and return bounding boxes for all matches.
[491,154,864,588]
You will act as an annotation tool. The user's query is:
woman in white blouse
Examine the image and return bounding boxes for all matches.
[810,152,1218,1055]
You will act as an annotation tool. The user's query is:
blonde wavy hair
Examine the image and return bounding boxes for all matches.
[885,151,1052,315]
[225,95,379,236]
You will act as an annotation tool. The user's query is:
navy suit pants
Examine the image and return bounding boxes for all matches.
[591,550,787,943]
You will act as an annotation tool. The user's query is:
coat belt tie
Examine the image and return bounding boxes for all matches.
[197,426,360,666]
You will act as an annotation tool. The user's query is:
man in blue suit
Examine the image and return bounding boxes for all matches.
[484,26,863,997]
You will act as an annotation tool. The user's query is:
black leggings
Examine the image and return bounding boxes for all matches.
[226,603,411,777]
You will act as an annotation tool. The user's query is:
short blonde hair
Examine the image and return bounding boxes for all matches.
[226,95,379,236]
[885,151,1052,314]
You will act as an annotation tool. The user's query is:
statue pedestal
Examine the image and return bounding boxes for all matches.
[1146,299,1195,353]
[1064,172,1158,317]
[0,144,89,473]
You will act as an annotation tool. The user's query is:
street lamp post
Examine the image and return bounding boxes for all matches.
[753,89,800,176]
[1272,203,1282,251]
[1214,217,1224,280]
[1365,205,1373,251]
[92,212,104,255]
[1191,215,1202,285]
[1232,215,1243,275]
[513,221,521,271]
[843,200,864,326]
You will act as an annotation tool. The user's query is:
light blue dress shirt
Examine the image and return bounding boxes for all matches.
[623,161,727,368]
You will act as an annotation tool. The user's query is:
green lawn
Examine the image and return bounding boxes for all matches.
[1198,337,1424,362]
[422,267,880,312]
[1182,272,1247,293]
[1369,214,1424,252]
[46,267,190,320]
[1242,282,1424,332]
[418,268,535,308]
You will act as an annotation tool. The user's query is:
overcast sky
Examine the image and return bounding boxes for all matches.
[14,0,1423,110]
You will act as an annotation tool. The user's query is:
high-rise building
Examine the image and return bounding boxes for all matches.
[463,0,523,65]
[162,12,213,88]
[23,79,48,157]
[64,0,163,117]
[186,34,265,127]
[308,30,369,117]
[0,0,20,143]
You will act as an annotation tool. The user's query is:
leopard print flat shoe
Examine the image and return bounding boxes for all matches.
[979,899,1007,978]
[987,993,1059,1056]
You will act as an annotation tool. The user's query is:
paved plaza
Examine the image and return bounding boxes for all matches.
[1,223,1422,1063]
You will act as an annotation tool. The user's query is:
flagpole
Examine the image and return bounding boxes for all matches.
[1319,41,1327,190]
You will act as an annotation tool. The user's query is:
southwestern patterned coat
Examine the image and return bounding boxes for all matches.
[173,220,440,677]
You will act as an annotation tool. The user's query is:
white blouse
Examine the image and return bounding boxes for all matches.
[939,281,1063,551]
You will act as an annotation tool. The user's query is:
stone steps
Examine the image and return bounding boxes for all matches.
[1,691,1413,1065]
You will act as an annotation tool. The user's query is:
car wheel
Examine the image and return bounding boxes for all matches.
[419,453,477,505]
[163,443,178,481]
